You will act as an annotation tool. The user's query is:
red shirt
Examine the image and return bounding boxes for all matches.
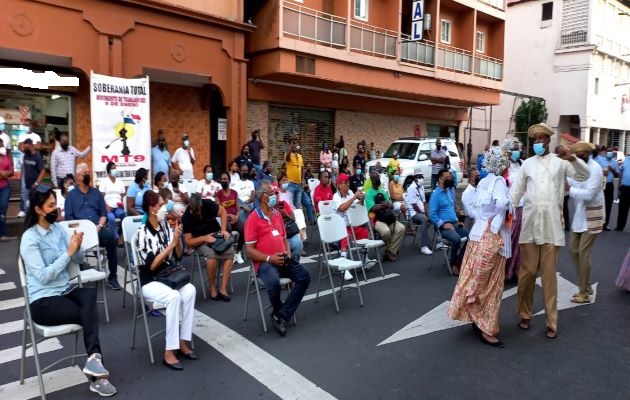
[215,189,239,216]
[0,155,13,190]
[313,184,333,212]
[244,207,287,272]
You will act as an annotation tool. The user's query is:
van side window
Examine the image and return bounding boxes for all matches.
[418,143,431,159]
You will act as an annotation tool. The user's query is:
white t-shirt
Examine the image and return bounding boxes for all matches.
[18,132,42,144]
[229,172,241,188]
[0,132,11,149]
[166,182,188,218]
[278,191,295,209]
[171,147,195,180]
[233,179,255,204]
[99,177,126,209]
[333,190,357,225]
[196,179,222,201]
[405,181,426,218]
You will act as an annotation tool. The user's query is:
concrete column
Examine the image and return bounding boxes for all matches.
[580,126,590,141]
[591,127,600,145]
[619,130,627,155]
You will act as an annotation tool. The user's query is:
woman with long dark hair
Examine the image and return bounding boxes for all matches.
[20,185,117,396]
[126,167,150,216]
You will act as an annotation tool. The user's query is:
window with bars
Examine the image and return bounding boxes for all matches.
[560,0,589,46]
[441,20,451,44]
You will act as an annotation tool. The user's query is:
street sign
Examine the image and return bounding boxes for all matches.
[411,0,424,41]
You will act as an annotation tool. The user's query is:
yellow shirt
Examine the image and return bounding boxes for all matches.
[388,159,400,174]
[286,153,304,183]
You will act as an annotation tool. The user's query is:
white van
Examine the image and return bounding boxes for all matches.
[366,137,463,192]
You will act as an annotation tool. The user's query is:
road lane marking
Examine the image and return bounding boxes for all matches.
[0,366,87,400]
[0,320,23,336]
[0,282,17,292]
[0,298,24,311]
[0,338,63,364]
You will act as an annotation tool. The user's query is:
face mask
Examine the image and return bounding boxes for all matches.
[61,143,69,150]
[533,143,545,156]
[243,152,250,157]
[474,176,481,186]
[23,148,31,155]
[320,168,325,172]
[356,169,362,175]
[166,200,174,212]
[158,143,165,150]
[183,140,190,147]
[296,145,301,151]
[220,181,229,190]
[444,179,455,188]
[267,194,277,208]
[44,209,58,224]
[0,148,6,156]
[82,174,91,186]
[206,172,213,181]
[156,205,167,222]
[66,185,75,192]
[250,172,257,180]
[110,169,118,177]
[393,174,400,182]
[606,152,613,159]
[281,182,289,190]
[511,151,521,162]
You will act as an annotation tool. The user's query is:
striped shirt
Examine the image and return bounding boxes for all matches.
[51,146,91,183]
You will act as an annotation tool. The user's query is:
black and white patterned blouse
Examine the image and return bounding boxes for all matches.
[136,221,177,286]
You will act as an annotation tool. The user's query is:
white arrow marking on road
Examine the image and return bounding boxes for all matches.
[379,273,596,346]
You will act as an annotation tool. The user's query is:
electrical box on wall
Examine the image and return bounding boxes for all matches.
[424,14,432,31]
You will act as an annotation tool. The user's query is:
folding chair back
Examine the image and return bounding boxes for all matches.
[185,179,198,195]
[58,219,100,251]
[121,216,143,307]
[318,200,335,216]
[317,214,349,244]
[307,178,320,193]
[346,203,370,227]
[122,215,143,244]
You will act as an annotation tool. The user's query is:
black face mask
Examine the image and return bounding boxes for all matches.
[23,148,32,155]
[82,175,91,186]
[243,152,250,157]
[444,179,455,188]
[44,209,58,224]
[578,155,589,163]
[158,143,165,150]
[474,176,481,186]
[250,172,257,180]
[220,181,229,190]
[61,143,69,151]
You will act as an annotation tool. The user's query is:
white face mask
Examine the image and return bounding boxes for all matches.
[156,205,168,222]
[0,147,6,156]
[183,140,190,147]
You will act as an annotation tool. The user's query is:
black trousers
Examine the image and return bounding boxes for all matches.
[98,228,118,281]
[604,182,614,227]
[30,287,101,355]
[617,185,630,231]
[563,195,571,231]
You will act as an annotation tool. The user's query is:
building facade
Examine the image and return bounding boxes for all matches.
[0,0,251,180]
[482,0,630,155]
[246,0,506,172]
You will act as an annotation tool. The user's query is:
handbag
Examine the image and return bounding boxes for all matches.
[155,265,190,290]
[283,217,300,238]
[374,192,396,225]
[210,233,235,254]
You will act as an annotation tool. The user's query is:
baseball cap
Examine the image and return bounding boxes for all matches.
[337,173,350,184]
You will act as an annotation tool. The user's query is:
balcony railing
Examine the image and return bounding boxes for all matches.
[474,54,503,80]
[401,35,435,66]
[560,30,588,46]
[282,3,346,47]
[350,22,397,58]
[436,44,472,74]
[478,0,505,10]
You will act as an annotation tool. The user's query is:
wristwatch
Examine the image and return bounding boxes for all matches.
[266,255,270,263]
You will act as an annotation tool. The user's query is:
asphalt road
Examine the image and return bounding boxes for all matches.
[0,202,628,400]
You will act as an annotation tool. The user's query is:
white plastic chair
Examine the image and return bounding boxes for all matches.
[307,178,320,194]
[293,208,308,241]
[346,203,386,279]
[57,220,110,323]
[121,215,144,308]
[316,214,365,312]
[18,257,86,400]
[185,179,198,196]
[318,200,335,216]
[429,224,453,275]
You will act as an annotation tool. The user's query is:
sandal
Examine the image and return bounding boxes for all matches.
[518,318,530,330]
[546,328,557,339]
[570,294,590,304]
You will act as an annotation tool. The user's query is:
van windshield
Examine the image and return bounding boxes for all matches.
[383,143,418,160]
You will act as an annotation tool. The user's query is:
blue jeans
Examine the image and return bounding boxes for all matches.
[106,207,126,240]
[286,182,303,210]
[257,261,310,321]
[20,178,29,212]
[288,234,303,257]
[411,213,431,248]
[439,225,469,265]
[0,186,9,236]
[301,191,315,223]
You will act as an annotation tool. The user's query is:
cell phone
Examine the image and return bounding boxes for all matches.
[278,203,284,209]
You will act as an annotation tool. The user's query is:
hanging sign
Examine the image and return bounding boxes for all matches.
[411,0,424,41]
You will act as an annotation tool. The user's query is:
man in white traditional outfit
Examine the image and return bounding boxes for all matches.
[509,123,590,339]
[566,141,604,304]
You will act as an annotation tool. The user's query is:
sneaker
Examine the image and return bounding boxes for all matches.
[420,246,433,255]
[83,353,109,378]
[343,270,353,281]
[613,199,620,204]
[234,253,244,264]
[340,251,348,258]
[90,378,117,397]
[270,313,287,337]
[107,278,122,291]
[435,242,444,250]
[16,211,26,218]
[364,258,376,270]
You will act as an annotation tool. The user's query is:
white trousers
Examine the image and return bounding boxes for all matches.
[142,282,196,350]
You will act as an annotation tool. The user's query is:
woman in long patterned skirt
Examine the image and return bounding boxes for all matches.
[615,247,630,291]
[448,146,512,348]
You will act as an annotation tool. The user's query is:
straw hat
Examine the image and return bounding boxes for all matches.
[570,141,595,154]
[527,123,554,138]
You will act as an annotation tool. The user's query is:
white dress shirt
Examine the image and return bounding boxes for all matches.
[333,190,356,225]
[509,153,590,246]
[469,174,511,257]
[461,183,477,219]
[405,181,426,218]
[568,158,604,233]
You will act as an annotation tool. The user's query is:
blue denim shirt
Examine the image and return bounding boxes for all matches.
[20,223,85,303]
[429,187,458,228]
[65,187,107,224]
[595,155,618,183]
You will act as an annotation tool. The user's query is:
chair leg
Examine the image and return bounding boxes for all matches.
[254,276,268,333]
[29,323,46,399]
[242,269,252,322]
[131,293,138,350]
[142,308,155,364]
[354,269,364,307]
[101,279,110,323]
[71,332,79,366]
[121,265,128,308]
[196,254,207,300]
[20,319,27,384]
[315,254,323,302]
[326,263,340,313]
[375,247,385,277]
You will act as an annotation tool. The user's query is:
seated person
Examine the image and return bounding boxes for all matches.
[182,194,234,301]
[256,160,274,187]
[461,167,480,222]
[349,164,365,193]
[65,163,121,290]
[388,173,408,218]
[313,170,334,214]
[365,171,405,262]
[245,181,311,336]
[277,173,294,207]
[429,168,470,275]
[153,171,168,192]
[99,162,125,245]
[271,182,304,259]
[58,174,76,219]
[197,164,221,201]
[371,161,387,175]
[136,191,197,371]
[387,152,401,175]
[215,171,245,264]
[20,185,117,396]
[406,174,433,255]
[233,164,256,223]
[167,169,189,219]
[126,168,151,216]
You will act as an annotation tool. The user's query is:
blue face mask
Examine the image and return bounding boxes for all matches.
[267,194,277,208]
[356,169,362,175]
[110,169,118,177]
[511,150,521,162]
[206,172,213,181]
[606,152,613,159]
[533,143,545,156]
[281,182,289,190]
[166,200,174,212]
[393,174,400,182]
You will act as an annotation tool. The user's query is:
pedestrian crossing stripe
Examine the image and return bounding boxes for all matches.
[0,320,23,336]
[0,338,63,364]
[0,366,87,400]
[0,298,24,311]
[0,282,16,292]
[0,268,5,275]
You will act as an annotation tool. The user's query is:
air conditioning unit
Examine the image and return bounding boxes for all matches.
[424,14,432,31]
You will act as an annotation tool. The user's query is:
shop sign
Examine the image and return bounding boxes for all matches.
[411,0,424,41]
[218,118,227,141]
[90,72,151,185]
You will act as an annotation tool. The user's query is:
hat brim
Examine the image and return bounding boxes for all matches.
[527,124,554,138]
[570,142,594,154]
